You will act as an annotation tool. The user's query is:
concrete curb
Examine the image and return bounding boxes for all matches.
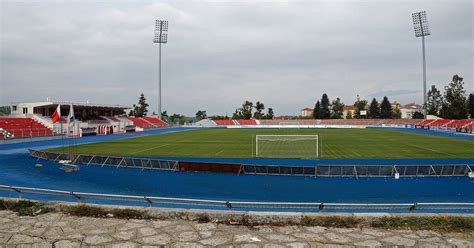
[3,197,472,225]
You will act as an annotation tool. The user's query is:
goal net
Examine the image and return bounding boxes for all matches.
[255,135,319,158]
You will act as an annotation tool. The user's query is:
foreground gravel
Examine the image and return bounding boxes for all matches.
[1,210,473,247]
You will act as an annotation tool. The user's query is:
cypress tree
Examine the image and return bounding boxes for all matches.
[313,101,321,119]
[320,94,331,119]
[380,96,392,119]
[138,93,149,117]
[468,93,474,119]
[368,98,380,119]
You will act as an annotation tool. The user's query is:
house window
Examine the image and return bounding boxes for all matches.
[22,107,28,114]
[12,106,17,111]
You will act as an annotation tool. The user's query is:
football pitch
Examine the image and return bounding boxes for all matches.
[47,128,474,159]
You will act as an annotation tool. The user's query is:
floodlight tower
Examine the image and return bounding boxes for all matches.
[412,11,431,119]
[153,20,168,119]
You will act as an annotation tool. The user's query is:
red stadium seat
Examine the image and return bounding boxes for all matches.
[236,119,257,125]
[213,120,235,125]
[128,117,168,129]
[0,118,57,138]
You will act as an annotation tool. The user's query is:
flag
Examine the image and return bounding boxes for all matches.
[52,104,61,123]
[67,104,75,125]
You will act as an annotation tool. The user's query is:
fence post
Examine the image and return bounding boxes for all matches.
[144,196,153,207]
[70,192,81,202]
[11,187,22,199]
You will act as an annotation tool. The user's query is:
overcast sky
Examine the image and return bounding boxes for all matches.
[0,0,472,116]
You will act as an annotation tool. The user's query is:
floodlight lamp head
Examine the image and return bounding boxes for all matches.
[153,20,168,43]
[155,20,168,32]
[154,33,168,43]
[412,11,431,37]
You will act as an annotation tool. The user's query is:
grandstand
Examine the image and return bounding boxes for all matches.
[1,100,169,140]
[417,119,474,133]
[2,99,472,140]
[196,118,423,127]
[0,117,56,138]
[193,118,474,134]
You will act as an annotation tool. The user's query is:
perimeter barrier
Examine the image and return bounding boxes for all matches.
[29,149,473,178]
[1,184,474,212]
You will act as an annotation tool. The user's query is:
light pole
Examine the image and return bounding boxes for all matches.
[412,11,431,119]
[153,20,168,119]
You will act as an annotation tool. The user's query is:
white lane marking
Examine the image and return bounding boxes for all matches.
[129,144,170,155]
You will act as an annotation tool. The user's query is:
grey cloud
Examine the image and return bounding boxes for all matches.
[0,0,472,116]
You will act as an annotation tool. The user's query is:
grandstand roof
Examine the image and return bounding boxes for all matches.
[343,106,356,111]
[12,101,130,110]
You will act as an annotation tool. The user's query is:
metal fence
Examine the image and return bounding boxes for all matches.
[29,149,179,171]
[29,149,473,178]
[243,164,473,177]
[1,184,473,211]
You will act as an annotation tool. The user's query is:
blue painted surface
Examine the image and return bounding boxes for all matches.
[1,127,474,212]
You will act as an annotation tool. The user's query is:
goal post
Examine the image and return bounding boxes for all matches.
[255,135,319,158]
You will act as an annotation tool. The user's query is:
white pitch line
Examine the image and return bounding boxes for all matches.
[215,150,224,156]
[129,144,170,155]
[406,143,456,157]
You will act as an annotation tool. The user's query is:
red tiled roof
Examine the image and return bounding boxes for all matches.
[343,106,356,111]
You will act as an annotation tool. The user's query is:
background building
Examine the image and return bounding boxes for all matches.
[300,108,314,117]
[400,103,423,119]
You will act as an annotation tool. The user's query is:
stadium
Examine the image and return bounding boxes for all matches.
[0,3,473,216]
[1,103,474,212]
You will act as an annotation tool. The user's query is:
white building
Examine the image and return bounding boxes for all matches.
[300,108,314,117]
[400,103,423,119]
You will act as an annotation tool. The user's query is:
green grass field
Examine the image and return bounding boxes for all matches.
[46,128,474,159]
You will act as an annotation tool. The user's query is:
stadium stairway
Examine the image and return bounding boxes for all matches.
[32,114,54,129]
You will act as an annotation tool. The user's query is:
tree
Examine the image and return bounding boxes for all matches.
[233,100,253,119]
[353,98,368,119]
[368,98,380,119]
[253,101,265,119]
[380,96,393,119]
[128,104,144,117]
[195,110,207,120]
[443,75,468,119]
[232,109,242,119]
[320,94,331,119]
[313,101,321,119]
[128,104,137,117]
[392,106,402,119]
[241,101,253,119]
[265,108,274,119]
[469,93,474,119]
[0,106,11,116]
[331,98,344,119]
[345,111,353,119]
[161,111,168,118]
[412,111,424,119]
[426,85,443,116]
[137,93,149,117]
[165,113,185,125]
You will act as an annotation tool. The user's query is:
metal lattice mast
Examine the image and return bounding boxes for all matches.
[412,11,431,119]
[153,20,168,119]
